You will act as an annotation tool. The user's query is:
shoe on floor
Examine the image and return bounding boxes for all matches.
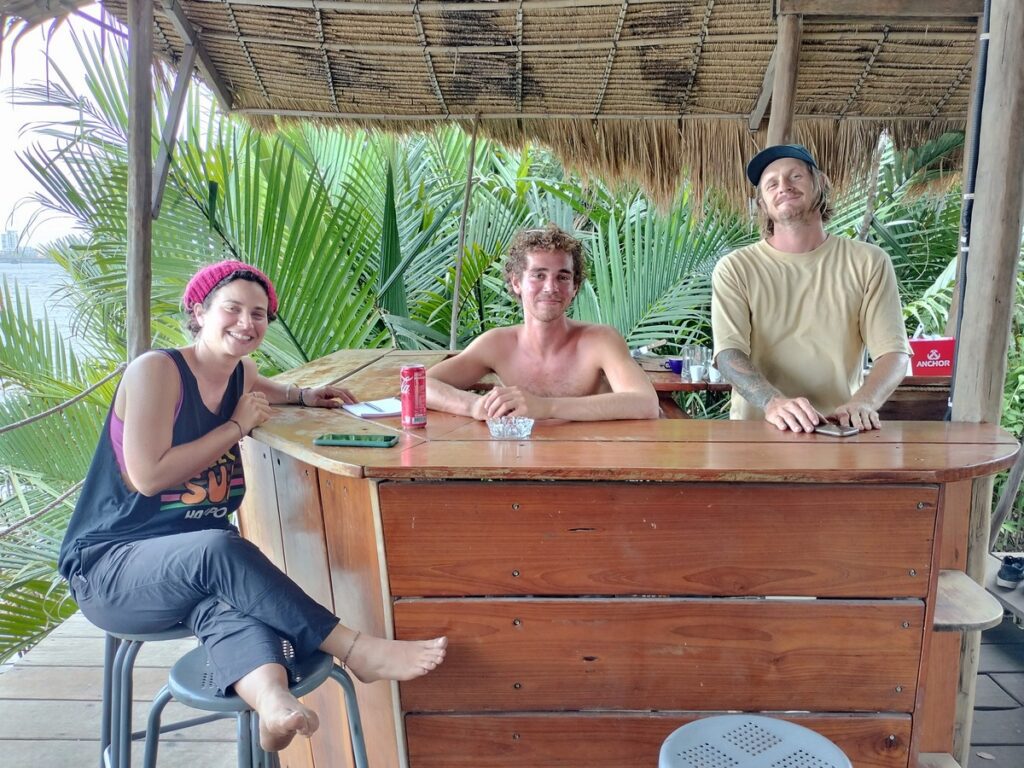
[996,555,1024,588]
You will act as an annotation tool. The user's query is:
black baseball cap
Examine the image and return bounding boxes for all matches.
[746,144,818,186]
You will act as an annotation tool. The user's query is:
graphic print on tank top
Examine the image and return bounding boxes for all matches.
[159,447,244,520]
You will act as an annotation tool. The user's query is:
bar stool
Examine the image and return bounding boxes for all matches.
[102,625,227,768]
[659,714,852,768]
[142,643,368,768]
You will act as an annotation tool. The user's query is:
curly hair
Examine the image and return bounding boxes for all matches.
[503,223,587,297]
[185,270,277,336]
[755,163,833,237]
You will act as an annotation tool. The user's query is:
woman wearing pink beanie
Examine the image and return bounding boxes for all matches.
[58,260,447,753]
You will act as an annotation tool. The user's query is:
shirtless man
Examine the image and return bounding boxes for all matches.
[426,224,659,421]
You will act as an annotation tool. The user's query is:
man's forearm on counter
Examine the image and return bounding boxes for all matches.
[851,352,910,410]
[715,349,782,410]
[425,378,479,417]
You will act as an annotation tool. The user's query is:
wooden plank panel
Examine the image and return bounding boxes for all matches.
[363,438,1018,484]
[381,482,936,597]
[270,348,388,387]
[779,0,982,17]
[405,713,911,768]
[918,632,961,754]
[395,599,923,713]
[271,450,352,768]
[939,480,972,567]
[919,480,972,751]
[238,440,286,570]
[320,473,402,768]
[433,419,1018,446]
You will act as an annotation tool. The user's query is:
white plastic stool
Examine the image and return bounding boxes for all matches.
[659,714,852,768]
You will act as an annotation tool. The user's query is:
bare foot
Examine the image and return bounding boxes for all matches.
[345,635,447,683]
[257,692,320,752]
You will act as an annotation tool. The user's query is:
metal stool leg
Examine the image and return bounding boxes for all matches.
[237,710,254,768]
[141,686,173,768]
[101,634,119,768]
[330,666,368,768]
[115,640,145,768]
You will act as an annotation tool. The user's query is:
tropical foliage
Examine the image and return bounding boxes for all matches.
[1,26,1021,661]
[0,29,757,660]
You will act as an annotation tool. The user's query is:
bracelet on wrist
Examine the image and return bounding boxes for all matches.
[227,418,245,441]
[285,382,295,404]
[299,387,310,407]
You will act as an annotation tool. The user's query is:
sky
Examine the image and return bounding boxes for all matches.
[1,12,95,247]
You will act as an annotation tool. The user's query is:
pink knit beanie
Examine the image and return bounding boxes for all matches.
[183,260,278,316]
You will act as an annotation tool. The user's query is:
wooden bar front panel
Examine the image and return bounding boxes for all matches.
[395,598,924,713]
[381,482,937,598]
[405,713,911,768]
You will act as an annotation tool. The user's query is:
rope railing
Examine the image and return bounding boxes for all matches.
[0,363,126,436]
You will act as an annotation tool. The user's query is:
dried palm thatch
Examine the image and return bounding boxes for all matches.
[3,0,982,207]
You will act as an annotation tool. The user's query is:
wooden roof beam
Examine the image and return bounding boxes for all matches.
[412,0,449,117]
[777,0,983,21]
[159,0,233,110]
[766,13,802,145]
[591,0,629,118]
[748,45,777,132]
[152,42,196,218]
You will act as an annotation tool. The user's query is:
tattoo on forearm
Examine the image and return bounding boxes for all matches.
[716,349,781,410]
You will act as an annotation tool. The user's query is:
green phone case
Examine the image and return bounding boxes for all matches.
[313,433,398,448]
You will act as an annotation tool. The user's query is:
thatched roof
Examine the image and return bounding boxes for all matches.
[4,0,982,205]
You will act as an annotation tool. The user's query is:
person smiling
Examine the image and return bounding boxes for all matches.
[58,260,447,753]
[712,144,912,432]
[426,224,659,421]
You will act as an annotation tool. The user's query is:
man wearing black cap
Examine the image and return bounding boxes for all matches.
[711,144,911,432]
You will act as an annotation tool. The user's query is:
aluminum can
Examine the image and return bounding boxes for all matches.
[400,363,427,428]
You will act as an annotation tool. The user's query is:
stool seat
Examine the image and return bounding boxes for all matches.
[659,714,852,768]
[143,643,368,768]
[167,645,335,712]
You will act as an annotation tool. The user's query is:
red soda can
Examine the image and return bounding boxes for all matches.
[400,363,427,428]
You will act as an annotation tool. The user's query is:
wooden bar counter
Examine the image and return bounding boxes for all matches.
[240,350,1017,768]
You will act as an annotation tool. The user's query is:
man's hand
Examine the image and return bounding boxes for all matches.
[477,386,548,420]
[832,401,881,431]
[764,395,823,433]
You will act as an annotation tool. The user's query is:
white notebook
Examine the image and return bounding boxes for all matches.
[342,397,402,418]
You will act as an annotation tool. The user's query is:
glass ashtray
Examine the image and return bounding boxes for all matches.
[486,416,535,440]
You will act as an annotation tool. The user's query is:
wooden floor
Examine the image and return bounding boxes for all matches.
[2,611,1023,767]
[0,612,236,767]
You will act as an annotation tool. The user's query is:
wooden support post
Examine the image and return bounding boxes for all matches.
[152,44,197,219]
[127,0,154,360]
[767,13,802,145]
[950,1,1024,764]
[449,120,479,351]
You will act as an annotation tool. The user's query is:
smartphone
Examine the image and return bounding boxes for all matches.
[313,433,399,448]
[814,422,859,437]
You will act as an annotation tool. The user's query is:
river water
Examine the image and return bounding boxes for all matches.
[0,259,81,352]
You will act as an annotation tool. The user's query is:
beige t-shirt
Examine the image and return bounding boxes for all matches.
[711,236,912,420]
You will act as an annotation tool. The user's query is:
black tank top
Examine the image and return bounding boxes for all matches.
[58,349,246,579]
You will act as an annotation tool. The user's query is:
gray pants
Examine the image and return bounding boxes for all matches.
[70,529,339,693]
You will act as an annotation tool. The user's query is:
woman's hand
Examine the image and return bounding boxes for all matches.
[232,391,275,434]
[301,384,357,408]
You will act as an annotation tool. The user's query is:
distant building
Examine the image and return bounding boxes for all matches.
[0,230,39,261]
